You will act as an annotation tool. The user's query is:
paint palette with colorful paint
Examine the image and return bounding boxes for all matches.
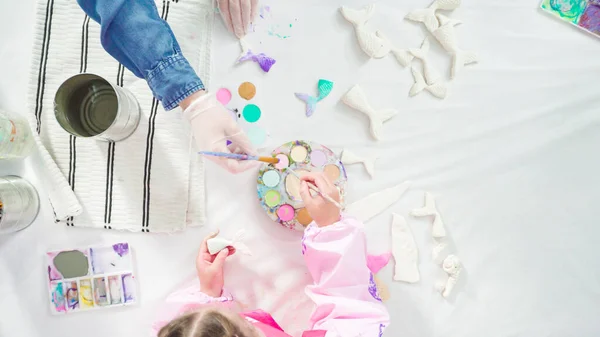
[46,242,137,314]
[257,141,347,231]
[540,0,600,38]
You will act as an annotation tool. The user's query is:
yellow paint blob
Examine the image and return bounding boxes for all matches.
[290,146,308,163]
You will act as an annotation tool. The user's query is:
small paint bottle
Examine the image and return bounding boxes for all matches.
[0,110,34,160]
[0,176,40,234]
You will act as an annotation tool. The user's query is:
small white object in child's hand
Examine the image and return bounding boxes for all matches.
[207,230,252,256]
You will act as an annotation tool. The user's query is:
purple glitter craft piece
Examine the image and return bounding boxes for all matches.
[112,243,129,257]
[579,2,600,36]
[368,273,382,302]
[378,324,386,337]
[238,51,276,72]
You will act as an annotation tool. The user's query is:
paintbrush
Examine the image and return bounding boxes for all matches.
[285,168,344,210]
[199,151,280,164]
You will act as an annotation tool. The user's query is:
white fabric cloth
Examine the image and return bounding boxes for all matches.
[25,0,212,232]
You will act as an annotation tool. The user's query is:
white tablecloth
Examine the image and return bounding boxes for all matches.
[1,1,600,336]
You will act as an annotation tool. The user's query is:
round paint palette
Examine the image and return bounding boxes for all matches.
[257,140,347,231]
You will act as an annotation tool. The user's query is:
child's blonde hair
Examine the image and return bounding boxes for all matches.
[158,309,258,337]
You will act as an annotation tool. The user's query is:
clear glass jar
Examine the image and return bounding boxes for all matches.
[0,176,40,234]
[0,111,34,159]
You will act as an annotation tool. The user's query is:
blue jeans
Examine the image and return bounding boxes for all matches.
[77,0,204,111]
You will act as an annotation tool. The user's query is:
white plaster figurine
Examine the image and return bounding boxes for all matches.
[207,230,252,256]
[340,84,399,141]
[431,13,478,79]
[436,254,462,298]
[410,66,447,99]
[339,4,412,68]
[405,0,462,33]
[340,149,378,179]
[344,181,411,223]
[391,213,420,283]
[409,38,442,85]
[410,192,446,238]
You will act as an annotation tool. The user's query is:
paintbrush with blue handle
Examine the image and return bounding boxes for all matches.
[198,151,280,165]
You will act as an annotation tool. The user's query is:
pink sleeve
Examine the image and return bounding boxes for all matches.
[151,279,238,336]
[302,215,390,337]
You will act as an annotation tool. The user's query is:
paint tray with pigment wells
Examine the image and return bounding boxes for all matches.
[46,242,138,314]
[257,140,347,231]
[540,0,600,38]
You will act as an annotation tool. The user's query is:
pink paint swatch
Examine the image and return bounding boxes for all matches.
[216,88,232,105]
[277,204,295,222]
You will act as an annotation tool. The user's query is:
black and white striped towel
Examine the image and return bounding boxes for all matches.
[27,0,212,232]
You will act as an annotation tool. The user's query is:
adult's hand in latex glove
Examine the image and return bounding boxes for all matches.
[183,92,256,173]
[218,0,259,39]
[299,172,341,228]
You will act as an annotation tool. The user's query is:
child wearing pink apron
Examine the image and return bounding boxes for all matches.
[153,173,390,337]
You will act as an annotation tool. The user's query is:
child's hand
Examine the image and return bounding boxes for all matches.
[217,0,258,39]
[196,230,236,298]
[299,172,341,228]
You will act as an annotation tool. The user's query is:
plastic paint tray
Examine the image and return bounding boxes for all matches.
[46,242,137,314]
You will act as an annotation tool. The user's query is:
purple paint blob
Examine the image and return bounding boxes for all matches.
[378,324,386,337]
[310,150,327,167]
[579,3,600,35]
[368,273,382,302]
[238,51,276,72]
[301,235,307,255]
[226,140,233,146]
[122,274,136,303]
[112,243,129,257]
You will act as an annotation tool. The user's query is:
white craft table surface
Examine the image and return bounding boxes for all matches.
[2,0,600,336]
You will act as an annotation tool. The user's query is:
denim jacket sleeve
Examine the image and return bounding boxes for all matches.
[77,0,205,110]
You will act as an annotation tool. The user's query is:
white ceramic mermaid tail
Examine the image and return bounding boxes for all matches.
[340,5,393,59]
[207,230,252,255]
[409,67,447,99]
[410,192,447,237]
[432,13,478,79]
[341,85,399,141]
[391,214,420,283]
[341,149,378,178]
[409,38,441,85]
[405,0,462,32]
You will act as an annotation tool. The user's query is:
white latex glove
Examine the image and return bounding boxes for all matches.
[218,0,259,39]
[183,92,256,173]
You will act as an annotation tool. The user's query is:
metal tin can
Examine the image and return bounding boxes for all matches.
[0,176,40,234]
[54,73,140,142]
